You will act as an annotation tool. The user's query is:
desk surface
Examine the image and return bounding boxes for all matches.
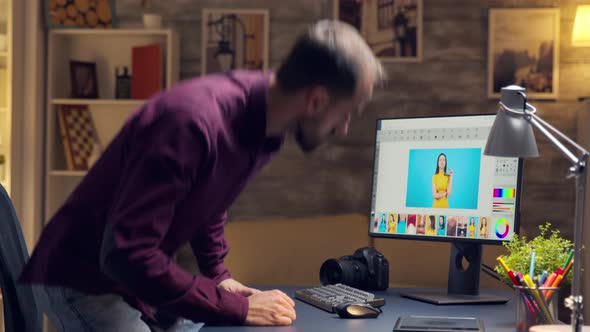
[201,286,517,332]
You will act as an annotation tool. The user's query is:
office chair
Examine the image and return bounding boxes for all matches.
[0,183,45,332]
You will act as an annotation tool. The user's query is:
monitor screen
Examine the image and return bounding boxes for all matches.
[369,114,522,243]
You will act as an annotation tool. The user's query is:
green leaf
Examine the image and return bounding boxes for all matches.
[494,222,573,287]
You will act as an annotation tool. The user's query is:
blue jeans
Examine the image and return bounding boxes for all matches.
[41,286,204,332]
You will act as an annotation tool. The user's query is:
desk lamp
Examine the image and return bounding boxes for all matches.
[484,86,589,332]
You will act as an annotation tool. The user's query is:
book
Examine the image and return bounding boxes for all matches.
[56,105,99,171]
[131,43,162,99]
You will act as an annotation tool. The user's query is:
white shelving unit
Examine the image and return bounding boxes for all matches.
[0,0,11,199]
[50,98,146,106]
[0,0,11,328]
[45,28,179,223]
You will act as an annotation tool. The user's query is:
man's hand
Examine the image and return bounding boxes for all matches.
[217,278,260,297]
[245,290,296,326]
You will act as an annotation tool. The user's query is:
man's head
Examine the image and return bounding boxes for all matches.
[275,20,384,152]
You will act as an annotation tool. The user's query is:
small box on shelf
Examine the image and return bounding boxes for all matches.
[115,66,132,99]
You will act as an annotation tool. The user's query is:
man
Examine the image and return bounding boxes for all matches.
[20,19,383,331]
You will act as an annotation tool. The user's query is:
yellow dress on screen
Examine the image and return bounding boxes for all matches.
[468,224,476,238]
[432,171,449,208]
[388,217,396,233]
[425,225,436,236]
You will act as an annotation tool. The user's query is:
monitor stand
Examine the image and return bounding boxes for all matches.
[400,242,509,305]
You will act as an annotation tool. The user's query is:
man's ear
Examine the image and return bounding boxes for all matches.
[304,85,330,116]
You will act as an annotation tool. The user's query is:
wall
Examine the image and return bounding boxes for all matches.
[113,0,590,321]
[115,0,590,242]
[222,214,508,289]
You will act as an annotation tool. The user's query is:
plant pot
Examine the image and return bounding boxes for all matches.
[142,13,162,29]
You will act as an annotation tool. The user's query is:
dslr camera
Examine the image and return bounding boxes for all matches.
[319,247,389,291]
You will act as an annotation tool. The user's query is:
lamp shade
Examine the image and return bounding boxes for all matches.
[484,86,540,158]
[572,5,590,47]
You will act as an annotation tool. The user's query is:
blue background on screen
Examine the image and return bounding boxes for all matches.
[405,148,481,209]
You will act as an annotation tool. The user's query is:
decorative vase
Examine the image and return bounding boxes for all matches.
[142,13,162,29]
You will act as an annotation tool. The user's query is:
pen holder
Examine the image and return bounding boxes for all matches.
[515,286,559,332]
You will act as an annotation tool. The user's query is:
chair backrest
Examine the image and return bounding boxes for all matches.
[0,183,43,332]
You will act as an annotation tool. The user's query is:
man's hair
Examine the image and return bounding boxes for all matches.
[276,20,384,97]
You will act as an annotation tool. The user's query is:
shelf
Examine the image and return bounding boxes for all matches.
[49,170,87,177]
[50,28,173,36]
[51,99,146,107]
[0,52,7,57]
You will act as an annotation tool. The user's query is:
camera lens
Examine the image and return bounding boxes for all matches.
[320,259,343,285]
[320,258,368,289]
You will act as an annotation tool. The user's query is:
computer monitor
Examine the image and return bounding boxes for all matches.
[368,114,522,305]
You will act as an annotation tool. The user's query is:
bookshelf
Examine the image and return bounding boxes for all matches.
[45,28,179,223]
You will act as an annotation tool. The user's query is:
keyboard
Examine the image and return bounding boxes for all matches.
[294,283,386,313]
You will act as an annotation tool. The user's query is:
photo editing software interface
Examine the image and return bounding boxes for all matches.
[369,115,520,242]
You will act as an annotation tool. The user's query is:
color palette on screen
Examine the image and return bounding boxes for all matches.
[495,218,510,239]
[493,188,516,198]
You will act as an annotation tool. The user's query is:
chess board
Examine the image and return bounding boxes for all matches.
[56,105,98,171]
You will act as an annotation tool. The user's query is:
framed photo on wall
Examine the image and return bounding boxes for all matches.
[201,8,269,75]
[488,8,560,99]
[70,60,98,99]
[333,0,423,62]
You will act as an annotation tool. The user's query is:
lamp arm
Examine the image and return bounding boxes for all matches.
[529,116,584,166]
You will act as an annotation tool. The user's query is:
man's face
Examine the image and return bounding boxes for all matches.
[295,76,373,153]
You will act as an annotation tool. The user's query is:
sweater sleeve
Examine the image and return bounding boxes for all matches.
[99,107,248,325]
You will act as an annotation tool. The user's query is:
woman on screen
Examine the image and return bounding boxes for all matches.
[479,217,489,238]
[437,215,446,236]
[388,213,397,233]
[468,217,476,238]
[425,215,436,235]
[432,153,453,208]
[378,213,388,233]
[416,215,425,235]
[397,214,407,234]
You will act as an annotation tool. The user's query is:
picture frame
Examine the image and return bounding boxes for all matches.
[45,0,117,29]
[70,60,99,99]
[333,0,423,62]
[201,8,270,75]
[487,8,560,99]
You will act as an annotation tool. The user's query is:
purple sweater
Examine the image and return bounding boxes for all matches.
[19,70,282,325]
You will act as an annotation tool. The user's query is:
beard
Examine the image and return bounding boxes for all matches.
[295,124,318,153]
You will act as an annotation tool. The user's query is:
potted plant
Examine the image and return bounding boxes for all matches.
[495,222,574,323]
[141,0,162,29]
[494,222,573,287]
